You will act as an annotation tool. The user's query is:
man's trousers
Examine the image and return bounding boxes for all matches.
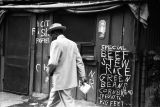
[46,88,75,107]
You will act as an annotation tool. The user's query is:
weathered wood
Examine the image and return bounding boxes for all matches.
[110,9,123,46]
[34,16,43,93]
[41,15,52,94]
[86,65,97,103]
[95,12,110,62]
[123,9,136,107]
[3,15,31,94]
[96,8,136,107]
[29,15,36,95]
[123,9,135,52]
[0,22,4,92]
[95,12,110,104]
[42,43,50,94]
[131,15,141,107]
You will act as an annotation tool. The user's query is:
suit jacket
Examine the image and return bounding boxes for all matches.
[48,35,86,91]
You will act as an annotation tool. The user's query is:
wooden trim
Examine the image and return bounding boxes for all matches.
[0,21,4,91]
[41,14,53,94]
[29,14,36,95]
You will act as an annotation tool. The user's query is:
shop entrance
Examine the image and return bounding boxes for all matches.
[3,14,31,95]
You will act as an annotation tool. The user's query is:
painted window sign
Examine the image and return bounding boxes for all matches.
[32,20,51,44]
[98,45,133,107]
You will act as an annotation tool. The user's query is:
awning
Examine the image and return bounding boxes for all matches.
[0,1,130,9]
[0,1,149,27]
[0,0,144,5]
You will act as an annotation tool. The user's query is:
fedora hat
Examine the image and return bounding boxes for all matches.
[47,23,66,34]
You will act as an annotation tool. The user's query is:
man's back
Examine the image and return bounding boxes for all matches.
[49,35,85,91]
[46,23,87,107]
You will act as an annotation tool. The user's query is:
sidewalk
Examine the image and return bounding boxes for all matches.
[0,92,106,107]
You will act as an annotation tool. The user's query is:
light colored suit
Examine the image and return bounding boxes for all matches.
[47,34,86,107]
[48,34,86,91]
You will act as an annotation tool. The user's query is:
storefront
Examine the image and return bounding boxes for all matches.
[1,0,159,107]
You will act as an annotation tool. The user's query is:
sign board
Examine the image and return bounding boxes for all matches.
[97,45,133,107]
[32,16,51,93]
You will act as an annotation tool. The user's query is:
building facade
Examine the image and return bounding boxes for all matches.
[0,1,160,107]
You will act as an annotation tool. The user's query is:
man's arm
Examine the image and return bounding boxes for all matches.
[47,41,61,76]
[46,64,56,76]
[45,64,56,83]
[76,45,87,83]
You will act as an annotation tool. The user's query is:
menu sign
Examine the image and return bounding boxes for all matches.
[98,45,133,107]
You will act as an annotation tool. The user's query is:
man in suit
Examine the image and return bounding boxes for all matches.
[46,23,87,107]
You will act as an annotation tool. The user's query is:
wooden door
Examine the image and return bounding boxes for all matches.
[3,14,32,95]
[54,12,97,102]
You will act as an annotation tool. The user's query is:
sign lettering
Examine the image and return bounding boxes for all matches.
[98,45,133,107]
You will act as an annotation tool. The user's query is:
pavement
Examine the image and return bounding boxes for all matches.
[0,92,106,107]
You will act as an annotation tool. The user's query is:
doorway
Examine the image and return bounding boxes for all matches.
[3,14,32,95]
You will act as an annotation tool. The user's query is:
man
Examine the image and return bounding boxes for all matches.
[46,23,87,107]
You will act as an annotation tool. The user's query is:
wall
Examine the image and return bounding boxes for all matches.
[2,14,34,95]
[0,5,138,106]
[32,14,53,94]
[30,11,98,99]
[0,12,52,95]
[138,2,160,106]
[95,6,136,107]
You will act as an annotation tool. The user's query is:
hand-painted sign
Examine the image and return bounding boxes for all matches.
[98,45,133,107]
[33,17,51,93]
[32,20,50,44]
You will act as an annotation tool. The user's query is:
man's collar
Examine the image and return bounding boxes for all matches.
[57,34,65,39]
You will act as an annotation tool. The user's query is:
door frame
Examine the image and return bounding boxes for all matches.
[0,17,5,92]
[2,12,36,95]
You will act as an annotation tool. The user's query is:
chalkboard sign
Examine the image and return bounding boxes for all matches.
[97,45,133,107]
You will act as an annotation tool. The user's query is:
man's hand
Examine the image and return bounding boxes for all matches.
[46,64,56,76]
[81,76,87,85]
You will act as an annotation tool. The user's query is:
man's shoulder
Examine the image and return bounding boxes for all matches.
[51,40,58,45]
[66,38,77,45]
[54,37,77,47]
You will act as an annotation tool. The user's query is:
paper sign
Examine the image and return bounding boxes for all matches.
[80,83,91,94]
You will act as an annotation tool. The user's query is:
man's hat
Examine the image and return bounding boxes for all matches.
[47,23,66,34]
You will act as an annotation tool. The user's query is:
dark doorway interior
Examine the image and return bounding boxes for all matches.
[138,1,160,107]
[3,14,31,95]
